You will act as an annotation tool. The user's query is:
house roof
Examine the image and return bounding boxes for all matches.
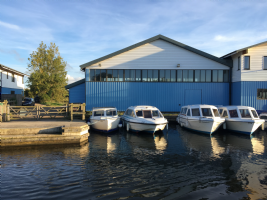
[221,40,267,59]
[0,63,27,76]
[80,34,232,70]
[65,78,85,89]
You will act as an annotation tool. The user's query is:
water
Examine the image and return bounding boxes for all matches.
[2,124,267,200]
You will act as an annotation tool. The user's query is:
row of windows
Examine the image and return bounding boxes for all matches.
[89,69,229,83]
[4,72,23,83]
[238,56,267,70]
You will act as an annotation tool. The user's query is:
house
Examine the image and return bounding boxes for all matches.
[221,41,267,110]
[0,64,26,101]
[66,35,232,111]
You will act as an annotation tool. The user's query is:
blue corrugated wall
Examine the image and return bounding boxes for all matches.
[1,87,23,95]
[69,83,85,104]
[241,81,267,110]
[231,82,241,106]
[85,82,229,111]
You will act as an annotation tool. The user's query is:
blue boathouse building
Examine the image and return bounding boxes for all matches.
[66,35,233,112]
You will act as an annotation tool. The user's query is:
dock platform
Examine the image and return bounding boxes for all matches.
[0,119,89,147]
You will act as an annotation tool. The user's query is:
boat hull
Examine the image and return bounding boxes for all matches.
[178,117,225,134]
[122,120,167,133]
[90,117,120,132]
[225,120,265,135]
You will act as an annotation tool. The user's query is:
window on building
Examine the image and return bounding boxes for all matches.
[107,70,112,81]
[100,70,106,81]
[223,70,229,82]
[147,70,152,82]
[152,70,158,82]
[125,70,135,81]
[159,70,165,82]
[113,70,118,81]
[192,108,200,116]
[200,70,205,82]
[218,70,223,82]
[12,74,15,82]
[170,70,176,82]
[142,70,148,82]
[136,70,141,81]
[229,110,239,118]
[118,70,123,81]
[183,70,188,82]
[188,70,193,82]
[212,70,218,82]
[22,76,24,84]
[238,56,240,70]
[7,72,8,79]
[206,70,211,82]
[177,70,182,82]
[264,56,267,70]
[90,69,95,81]
[11,91,15,94]
[244,56,250,70]
[257,89,267,100]
[95,70,100,81]
[165,70,171,82]
[195,70,200,82]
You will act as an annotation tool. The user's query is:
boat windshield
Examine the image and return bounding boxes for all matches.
[152,110,159,117]
[239,109,251,118]
[251,110,259,118]
[106,110,117,116]
[213,109,220,117]
[201,108,213,117]
[143,110,152,118]
[94,110,104,116]
[136,110,143,117]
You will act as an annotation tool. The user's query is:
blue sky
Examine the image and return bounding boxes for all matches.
[1,0,267,84]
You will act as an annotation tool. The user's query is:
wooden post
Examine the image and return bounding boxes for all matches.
[7,104,10,122]
[0,104,2,122]
[70,103,73,121]
[37,105,39,120]
[65,104,68,118]
[82,103,85,120]
[3,100,8,122]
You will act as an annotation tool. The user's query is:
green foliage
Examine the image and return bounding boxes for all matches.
[27,42,68,103]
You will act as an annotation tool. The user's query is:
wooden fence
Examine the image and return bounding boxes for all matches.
[0,101,85,122]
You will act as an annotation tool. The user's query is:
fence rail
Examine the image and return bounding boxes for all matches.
[0,101,85,122]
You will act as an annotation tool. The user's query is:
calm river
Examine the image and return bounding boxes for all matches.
[2,124,267,200]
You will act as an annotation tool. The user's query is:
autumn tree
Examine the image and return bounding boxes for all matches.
[27,42,68,103]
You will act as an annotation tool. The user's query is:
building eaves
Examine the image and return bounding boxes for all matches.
[80,34,233,70]
[0,63,27,76]
[65,78,85,89]
[221,40,267,59]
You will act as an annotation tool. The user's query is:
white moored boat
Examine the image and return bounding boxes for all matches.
[259,112,267,130]
[121,106,168,134]
[177,105,225,134]
[218,106,265,135]
[89,107,120,132]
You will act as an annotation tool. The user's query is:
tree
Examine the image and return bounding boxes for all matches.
[27,42,68,103]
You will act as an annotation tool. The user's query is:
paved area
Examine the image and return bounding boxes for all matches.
[0,119,87,129]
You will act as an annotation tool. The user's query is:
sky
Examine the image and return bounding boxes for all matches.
[1,0,267,85]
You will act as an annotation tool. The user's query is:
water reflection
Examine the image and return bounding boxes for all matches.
[1,124,267,200]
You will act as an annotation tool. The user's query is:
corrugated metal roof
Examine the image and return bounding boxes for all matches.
[80,35,232,70]
[221,41,267,59]
[0,63,27,76]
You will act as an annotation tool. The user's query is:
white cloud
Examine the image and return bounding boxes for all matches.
[66,74,83,84]
[0,20,20,30]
